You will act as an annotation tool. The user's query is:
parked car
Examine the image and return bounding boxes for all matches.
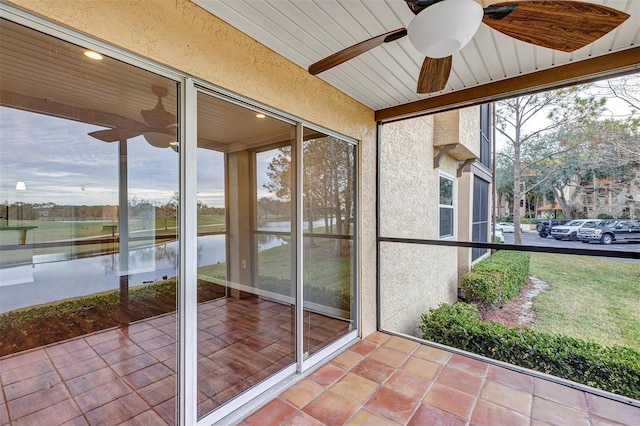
[493,224,505,243]
[536,219,569,238]
[550,219,598,241]
[496,222,524,233]
[578,220,640,245]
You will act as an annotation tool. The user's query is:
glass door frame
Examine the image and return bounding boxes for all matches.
[192,85,360,424]
[0,5,360,422]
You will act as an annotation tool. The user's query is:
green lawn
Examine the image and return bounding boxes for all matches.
[197,238,353,310]
[530,253,640,350]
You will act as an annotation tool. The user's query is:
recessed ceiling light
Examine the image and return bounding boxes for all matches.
[256,113,266,118]
[84,51,103,60]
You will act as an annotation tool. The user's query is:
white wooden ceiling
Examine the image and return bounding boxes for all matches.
[192,0,640,111]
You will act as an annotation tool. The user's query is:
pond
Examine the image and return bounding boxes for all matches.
[0,232,288,313]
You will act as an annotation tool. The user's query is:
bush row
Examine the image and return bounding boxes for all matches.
[419,303,640,400]
[460,250,530,305]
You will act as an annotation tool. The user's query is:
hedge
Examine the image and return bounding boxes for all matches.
[460,250,530,305]
[419,303,640,400]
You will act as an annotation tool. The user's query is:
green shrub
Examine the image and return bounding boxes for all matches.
[460,271,502,305]
[419,303,640,399]
[460,250,530,305]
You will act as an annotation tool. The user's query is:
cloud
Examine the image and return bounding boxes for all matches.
[1,107,178,205]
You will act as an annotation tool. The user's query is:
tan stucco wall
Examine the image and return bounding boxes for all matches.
[380,116,457,239]
[379,115,458,336]
[456,106,480,275]
[7,0,378,335]
[459,106,481,156]
[433,106,480,160]
[457,171,473,276]
[380,243,457,336]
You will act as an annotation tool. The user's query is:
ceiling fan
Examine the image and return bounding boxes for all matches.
[308,0,630,94]
[88,85,177,148]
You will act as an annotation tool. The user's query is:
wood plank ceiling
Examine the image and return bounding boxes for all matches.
[192,0,640,118]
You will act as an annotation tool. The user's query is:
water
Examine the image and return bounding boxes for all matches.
[0,232,287,313]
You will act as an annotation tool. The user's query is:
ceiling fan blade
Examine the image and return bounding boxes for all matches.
[482,1,630,52]
[309,28,407,75]
[417,56,452,94]
[88,128,143,142]
[483,4,518,21]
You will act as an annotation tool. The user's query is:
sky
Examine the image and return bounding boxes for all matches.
[0,107,278,208]
[1,107,185,206]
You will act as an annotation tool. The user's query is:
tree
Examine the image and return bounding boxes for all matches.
[264,138,355,257]
[549,118,640,219]
[495,86,605,243]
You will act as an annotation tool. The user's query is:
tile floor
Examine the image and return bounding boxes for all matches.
[240,332,640,426]
[0,296,349,425]
[2,304,638,426]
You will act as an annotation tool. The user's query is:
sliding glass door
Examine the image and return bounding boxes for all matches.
[302,129,357,358]
[194,90,358,420]
[195,92,297,417]
[0,16,358,424]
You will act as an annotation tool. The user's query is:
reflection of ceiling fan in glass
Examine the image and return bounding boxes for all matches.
[308,0,630,94]
[88,85,177,148]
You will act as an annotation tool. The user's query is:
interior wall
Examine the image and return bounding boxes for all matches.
[8,0,378,335]
[226,151,252,292]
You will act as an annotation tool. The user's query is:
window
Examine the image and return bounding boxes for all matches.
[439,172,454,238]
[472,177,490,260]
[479,103,493,169]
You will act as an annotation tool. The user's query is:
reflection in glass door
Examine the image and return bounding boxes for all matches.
[0,19,180,425]
[302,129,357,358]
[195,92,296,418]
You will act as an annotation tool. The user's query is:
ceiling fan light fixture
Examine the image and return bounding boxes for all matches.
[144,131,174,148]
[408,0,483,58]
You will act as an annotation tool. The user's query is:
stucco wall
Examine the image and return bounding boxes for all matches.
[379,243,457,336]
[380,116,458,239]
[7,0,378,335]
[379,115,458,336]
[457,172,473,275]
[456,106,480,275]
[433,106,480,161]
[459,106,481,156]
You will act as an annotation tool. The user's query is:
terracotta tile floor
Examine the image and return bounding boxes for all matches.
[240,332,640,426]
[0,296,349,425]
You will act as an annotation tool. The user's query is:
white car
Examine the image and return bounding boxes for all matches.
[550,219,597,241]
[497,222,515,233]
[497,222,525,233]
[493,225,505,243]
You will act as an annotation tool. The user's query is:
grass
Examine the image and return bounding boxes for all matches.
[198,239,352,291]
[197,238,353,310]
[530,253,640,350]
